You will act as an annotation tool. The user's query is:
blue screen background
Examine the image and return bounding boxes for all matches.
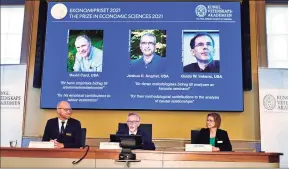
[40,2,244,111]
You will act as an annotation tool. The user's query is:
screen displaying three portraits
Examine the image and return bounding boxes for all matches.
[41,1,244,111]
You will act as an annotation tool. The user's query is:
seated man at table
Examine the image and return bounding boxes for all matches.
[116,112,156,150]
[42,101,82,148]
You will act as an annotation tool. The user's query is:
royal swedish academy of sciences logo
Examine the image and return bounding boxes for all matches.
[195,5,207,17]
[263,94,276,110]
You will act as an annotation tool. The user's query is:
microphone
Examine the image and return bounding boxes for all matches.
[72,145,90,165]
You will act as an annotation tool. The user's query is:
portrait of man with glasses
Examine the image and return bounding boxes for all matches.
[42,101,82,148]
[183,31,220,73]
[129,31,166,74]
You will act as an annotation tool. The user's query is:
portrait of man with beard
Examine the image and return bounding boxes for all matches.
[130,32,166,74]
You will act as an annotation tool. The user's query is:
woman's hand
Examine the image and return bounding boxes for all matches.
[212,146,220,152]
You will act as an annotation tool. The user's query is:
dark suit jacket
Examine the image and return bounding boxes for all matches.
[184,60,220,73]
[42,117,82,148]
[116,128,156,150]
[195,128,232,151]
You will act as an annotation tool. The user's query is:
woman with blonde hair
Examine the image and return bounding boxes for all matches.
[195,112,232,151]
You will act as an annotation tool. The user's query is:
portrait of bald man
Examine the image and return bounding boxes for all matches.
[73,34,103,72]
[42,101,82,148]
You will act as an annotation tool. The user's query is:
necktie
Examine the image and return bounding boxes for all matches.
[60,121,65,135]
[130,134,135,136]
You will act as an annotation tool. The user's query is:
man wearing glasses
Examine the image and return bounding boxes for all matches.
[116,112,156,150]
[42,101,82,148]
[130,33,166,74]
[73,35,103,72]
[183,33,220,73]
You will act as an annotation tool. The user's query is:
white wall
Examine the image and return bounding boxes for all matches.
[266,5,288,68]
[0,5,25,64]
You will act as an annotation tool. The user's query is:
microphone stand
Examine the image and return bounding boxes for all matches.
[72,145,90,165]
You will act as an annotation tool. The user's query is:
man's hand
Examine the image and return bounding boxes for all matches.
[50,139,57,143]
[212,146,220,152]
[54,142,64,148]
[50,139,64,148]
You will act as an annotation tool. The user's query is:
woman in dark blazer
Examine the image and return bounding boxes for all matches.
[195,112,232,151]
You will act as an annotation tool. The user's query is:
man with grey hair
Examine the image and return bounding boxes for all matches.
[130,33,166,73]
[116,112,156,150]
[73,35,103,72]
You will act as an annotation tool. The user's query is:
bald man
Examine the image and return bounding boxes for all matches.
[42,101,82,148]
[73,35,103,72]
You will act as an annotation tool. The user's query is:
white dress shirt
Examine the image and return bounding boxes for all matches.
[129,130,137,135]
[58,118,68,132]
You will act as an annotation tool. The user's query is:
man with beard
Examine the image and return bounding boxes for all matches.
[116,112,156,150]
[73,35,103,72]
[130,33,166,74]
[184,33,220,73]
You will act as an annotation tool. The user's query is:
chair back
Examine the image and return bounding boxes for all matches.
[191,130,200,144]
[118,123,152,141]
[21,137,41,147]
[81,128,87,147]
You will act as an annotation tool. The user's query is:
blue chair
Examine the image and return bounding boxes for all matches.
[80,128,87,147]
[191,130,200,144]
[21,137,41,147]
[118,123,152,141]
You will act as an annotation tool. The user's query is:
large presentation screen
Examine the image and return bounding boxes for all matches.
[40,1,244,111]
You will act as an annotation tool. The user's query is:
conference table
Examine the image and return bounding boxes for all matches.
[0,147,282,168]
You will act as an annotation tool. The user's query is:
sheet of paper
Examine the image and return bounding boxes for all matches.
[185,144,212,152]
[28,141,54,148]
[99,142,121,149]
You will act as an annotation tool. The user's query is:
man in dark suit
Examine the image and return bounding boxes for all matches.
[130,33,166,74]
[116,112,155,150]
[42,101,82,148]
[183,33,220,73]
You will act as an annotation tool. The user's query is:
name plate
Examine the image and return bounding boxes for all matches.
[99,142,121,150]
[185,144,212,152]
[28,141,54,148]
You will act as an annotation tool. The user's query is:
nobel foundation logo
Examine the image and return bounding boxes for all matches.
[51,3,68,20]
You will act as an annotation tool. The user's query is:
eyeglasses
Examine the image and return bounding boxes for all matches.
[127,121,139,124]
[58,108,72,112]
[140,42,155,46]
